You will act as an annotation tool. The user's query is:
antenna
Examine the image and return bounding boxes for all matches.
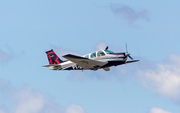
[105,46,109,50]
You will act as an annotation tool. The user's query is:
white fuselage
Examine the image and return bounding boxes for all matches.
[54,50,127,70]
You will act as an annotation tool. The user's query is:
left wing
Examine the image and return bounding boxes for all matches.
[126,60,139,64]
[63,54,107,70]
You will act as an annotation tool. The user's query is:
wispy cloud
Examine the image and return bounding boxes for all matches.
[110,3,149,24]
[0,80,86,113]
[148,107,171,113]
[0,48,12,63]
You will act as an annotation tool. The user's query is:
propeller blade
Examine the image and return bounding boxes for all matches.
[126,43,128,53]
[128,55,134,60]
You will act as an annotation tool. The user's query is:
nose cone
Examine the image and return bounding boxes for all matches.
[125,52,134,60]
[125,52,130,56]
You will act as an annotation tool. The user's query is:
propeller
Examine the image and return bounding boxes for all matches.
[128,55,134,60]
[125,43,134,60]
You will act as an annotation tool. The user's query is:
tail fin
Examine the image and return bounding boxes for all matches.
[46,49,63,64]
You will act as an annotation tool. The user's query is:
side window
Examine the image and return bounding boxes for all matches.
[97,51,105,57]
[90,52,96,58]
[84,54,89,58]
[104,50,114,54]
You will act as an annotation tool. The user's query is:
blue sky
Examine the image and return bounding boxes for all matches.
[1,0,180,113]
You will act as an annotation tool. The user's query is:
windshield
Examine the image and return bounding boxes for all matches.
[104,50,114,54]
[90,52,96,58]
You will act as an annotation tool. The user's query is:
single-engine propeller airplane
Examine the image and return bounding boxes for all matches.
[43,46,139,71]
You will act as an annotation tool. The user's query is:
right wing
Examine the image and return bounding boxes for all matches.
[63,54,107,70]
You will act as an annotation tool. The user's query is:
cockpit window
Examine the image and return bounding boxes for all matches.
[97,51,105,57]
[84,54,89,58]
[104,50,114,54]
[90,52,96,58]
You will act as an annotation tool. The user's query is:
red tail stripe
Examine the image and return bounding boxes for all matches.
[46,50,61,64]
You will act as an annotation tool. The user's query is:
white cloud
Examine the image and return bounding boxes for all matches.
[0,80,86,113]
[66,104,86,113]
[148,107,171,113]
[95,42,107,51]
[138,54,180,101]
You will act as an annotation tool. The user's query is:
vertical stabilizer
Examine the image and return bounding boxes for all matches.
[46,49,63,64]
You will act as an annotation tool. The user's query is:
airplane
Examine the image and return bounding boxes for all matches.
[43,46,139,71]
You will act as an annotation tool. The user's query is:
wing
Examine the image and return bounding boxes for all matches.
[126,60,139,64]
[63,54,107,70]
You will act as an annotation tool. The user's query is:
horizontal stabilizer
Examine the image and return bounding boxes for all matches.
[42,64,60,67]
[43,64,61,70]
[126,60,139,64]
